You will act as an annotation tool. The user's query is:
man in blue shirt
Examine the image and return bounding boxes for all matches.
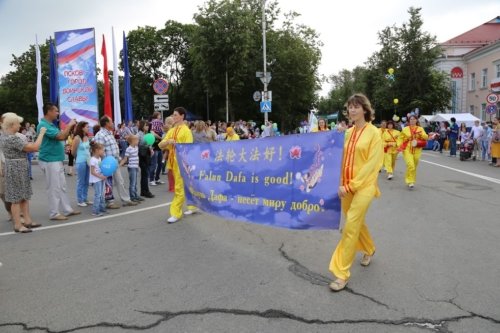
[448,117,459,157]
[37,103,81,220]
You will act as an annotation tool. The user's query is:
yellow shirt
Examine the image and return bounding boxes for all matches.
[161,124,193,169]
[341,123,384,196]
[397,126,429,153]
[226,133,240,141]
[382,129,400,154]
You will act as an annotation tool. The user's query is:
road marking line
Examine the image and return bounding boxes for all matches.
[0,202,172,237]
[420,159,500,185]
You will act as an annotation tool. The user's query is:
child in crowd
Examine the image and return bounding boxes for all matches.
[89,142,107,216]
[120,135,143,202]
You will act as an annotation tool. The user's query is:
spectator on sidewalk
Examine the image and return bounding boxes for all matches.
[93,116,137,209]
[36,103,81,221]
[71,121,91,207]
[149,112,164,186]
[448,117,459,157]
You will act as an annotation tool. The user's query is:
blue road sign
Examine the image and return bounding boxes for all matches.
[260,101,272,113]
[486,104,497,115]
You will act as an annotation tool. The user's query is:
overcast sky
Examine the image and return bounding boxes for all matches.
[0,0,499,95]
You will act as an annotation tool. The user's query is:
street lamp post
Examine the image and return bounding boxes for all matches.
[261,0,268,124]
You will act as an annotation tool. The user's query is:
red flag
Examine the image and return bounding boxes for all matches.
[101,35,112,119]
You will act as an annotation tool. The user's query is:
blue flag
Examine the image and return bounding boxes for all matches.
[122,31,133,124]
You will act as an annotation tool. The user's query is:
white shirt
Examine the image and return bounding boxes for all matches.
[470,125,483,140]
[89,156,103,184]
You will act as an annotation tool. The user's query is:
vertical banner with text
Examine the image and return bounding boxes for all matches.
[177,131,344,230]
[55,28,98,129]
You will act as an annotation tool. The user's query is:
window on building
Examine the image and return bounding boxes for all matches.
[481,69,488,88]
[469,105,474,114]
[497,64,500,78]
[470,73,476,90]
[481,103,486,120]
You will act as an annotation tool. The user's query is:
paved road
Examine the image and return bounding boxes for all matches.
[0,152,499,333]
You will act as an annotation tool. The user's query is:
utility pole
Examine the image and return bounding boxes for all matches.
[262,0,268,124]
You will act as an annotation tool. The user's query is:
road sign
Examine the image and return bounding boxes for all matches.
[253,91,261,102]
[153,79,169,95]
[260,101,271,113]
[486,93,498,104]
[262,91,272,102]
[486,103,497,115]
[256,71,272,85]
[154,102,169,111]
[154,94,169,103]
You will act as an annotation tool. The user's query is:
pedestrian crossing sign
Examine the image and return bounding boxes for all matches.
[260,101,272,113]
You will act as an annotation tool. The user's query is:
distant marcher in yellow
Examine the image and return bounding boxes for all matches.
[382,120,400,180]
[329,93,384,292]
[225,127,240,141]
[159,107,197,223]
[397,115,428,189]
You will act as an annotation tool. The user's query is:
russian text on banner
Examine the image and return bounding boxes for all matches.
[55,28,98,130]
[176,131,344,230]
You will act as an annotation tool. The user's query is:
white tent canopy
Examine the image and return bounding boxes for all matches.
[429,113,481,127]
[418,115,434,124]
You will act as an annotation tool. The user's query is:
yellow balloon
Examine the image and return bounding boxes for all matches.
[393,98,399,105]
[388,68,394,75]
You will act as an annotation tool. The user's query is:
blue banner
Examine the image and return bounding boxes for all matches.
[176,131,344,230]
[54,28,98,130]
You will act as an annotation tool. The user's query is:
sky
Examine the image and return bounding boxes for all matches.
[0,0,499,96]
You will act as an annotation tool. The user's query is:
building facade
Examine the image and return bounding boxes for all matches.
[434,17,500,120]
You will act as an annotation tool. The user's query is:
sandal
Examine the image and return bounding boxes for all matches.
[23,223,42,229]
[14,226,32,233]
[329,279,348,292]
[360,252,375,266]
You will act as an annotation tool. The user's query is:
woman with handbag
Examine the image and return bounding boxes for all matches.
[397,115,428,189]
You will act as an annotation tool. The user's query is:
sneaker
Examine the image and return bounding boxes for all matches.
[136,197,145,201]
[408,183,414,189]
[131,198,141,203]
[150,181,158,186]
[92,212,104,217]
[106,203,121,209]
[184,209,198,215]
[142,192,155,198]
[167,216,179,223]
[77,202,88,207]
[387,174,393,180]
[155,180,165,185]
[123,201,138,207]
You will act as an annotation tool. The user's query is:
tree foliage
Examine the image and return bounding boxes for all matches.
[322,7,451,122]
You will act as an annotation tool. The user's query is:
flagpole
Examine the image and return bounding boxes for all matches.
[35,35,43,121]
[112,27,122,126]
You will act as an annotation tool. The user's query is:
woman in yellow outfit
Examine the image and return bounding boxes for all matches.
[225,127,240,141]
[159,107,197,223]
[382,120,400,180]
[397,115,428,189]
[329,93,384,292]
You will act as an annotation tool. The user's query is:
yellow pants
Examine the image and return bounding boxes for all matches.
[169,161,196,219]
[329,187,376,281]
[384,152,398,174]
[402,149,421,184]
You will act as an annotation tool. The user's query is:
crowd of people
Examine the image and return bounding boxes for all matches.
[1,98,500,290]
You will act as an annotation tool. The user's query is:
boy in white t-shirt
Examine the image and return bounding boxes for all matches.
[89,142,107,216]
[120,135,143,202]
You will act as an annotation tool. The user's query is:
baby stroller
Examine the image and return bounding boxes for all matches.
[459,138,475,161]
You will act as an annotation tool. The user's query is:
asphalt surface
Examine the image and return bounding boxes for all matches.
[0,151,499,333]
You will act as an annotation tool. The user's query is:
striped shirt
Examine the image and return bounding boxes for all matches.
[94,128,120,159]
[125,146,139,168]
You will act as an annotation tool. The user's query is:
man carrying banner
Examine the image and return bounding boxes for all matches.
[159,107,197,223]
[328,93,383,292]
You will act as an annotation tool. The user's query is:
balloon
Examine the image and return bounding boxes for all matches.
[144,133,155,145]
[388,68,394,75]
[392,114,400,122]
[272,123,278,130]
[393,98,399,105]
[261,125,265,130]
[101,156,118,177]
